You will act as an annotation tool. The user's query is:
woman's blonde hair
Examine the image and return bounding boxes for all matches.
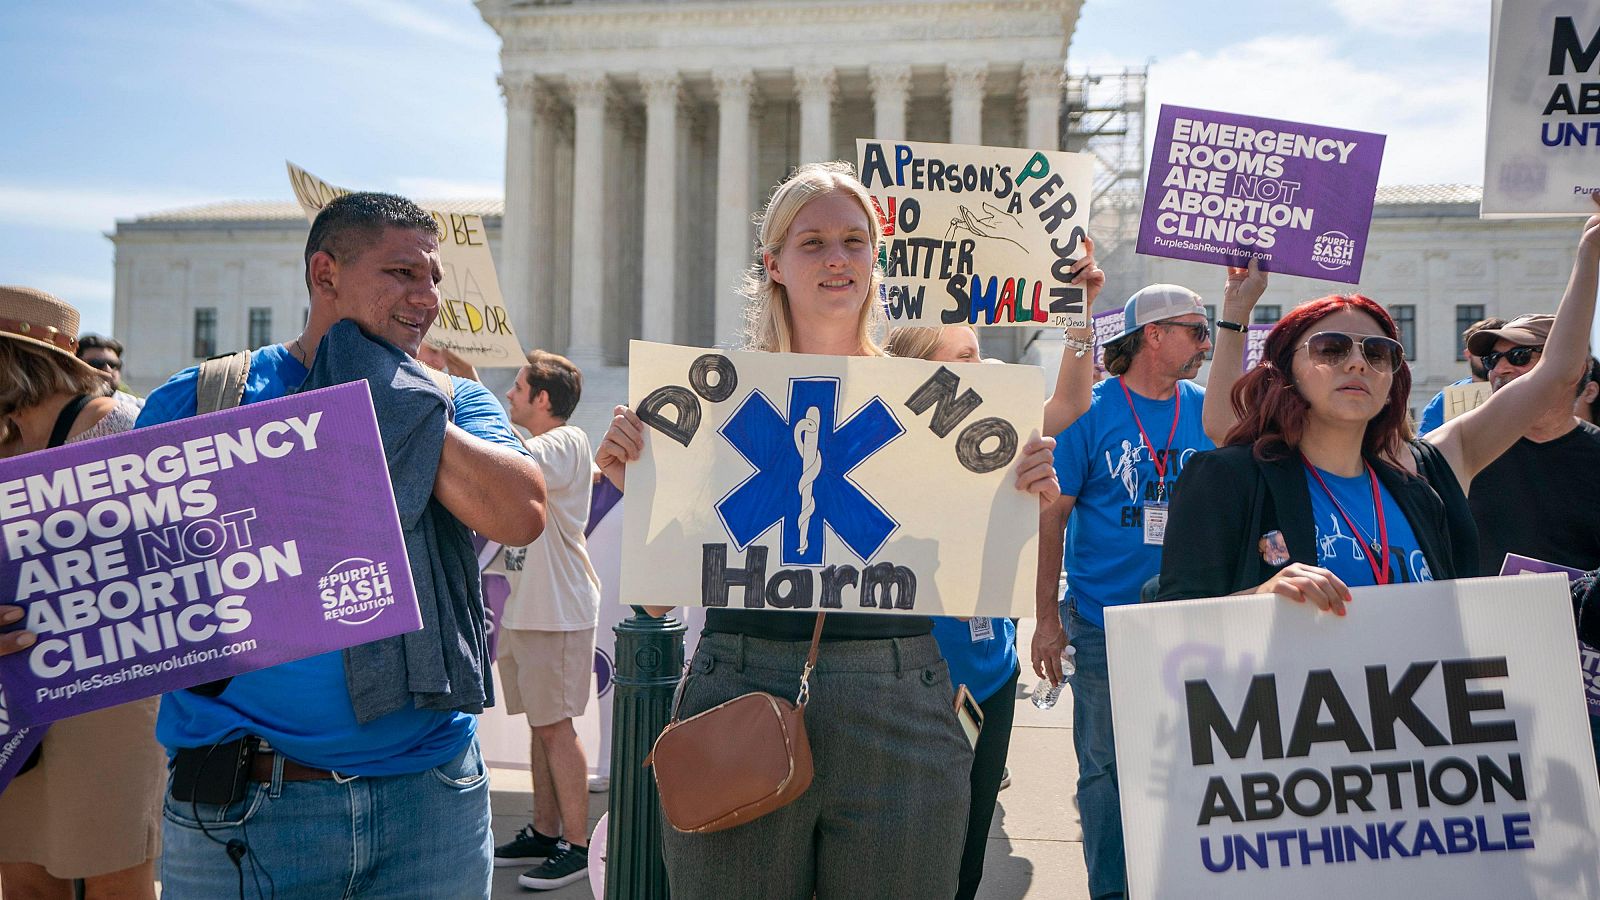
[885,325,974,362]
[0,339,113,447]
[741,161,888,355]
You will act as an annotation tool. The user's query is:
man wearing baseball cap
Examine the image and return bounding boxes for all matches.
[1035,283,1216,899]
[1466,313,1600,574]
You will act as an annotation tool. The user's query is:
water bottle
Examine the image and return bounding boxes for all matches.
[1030,645,1077,709]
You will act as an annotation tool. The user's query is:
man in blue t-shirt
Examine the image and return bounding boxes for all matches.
[138,193,546,898]
[1036,284,1214,900]
[1417,316,1502,435]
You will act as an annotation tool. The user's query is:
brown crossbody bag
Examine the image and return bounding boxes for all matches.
[644,613,825,833]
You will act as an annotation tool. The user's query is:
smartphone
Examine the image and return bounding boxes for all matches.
[170,737,257,805]
[953,684,984,750]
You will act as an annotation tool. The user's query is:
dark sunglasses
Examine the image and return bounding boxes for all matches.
[84,358,122,372]
[1296,331,1405,373]
[1479,345,1542,370]
[1159,321,1211,343]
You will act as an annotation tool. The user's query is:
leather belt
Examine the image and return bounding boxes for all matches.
[248,751,339,783]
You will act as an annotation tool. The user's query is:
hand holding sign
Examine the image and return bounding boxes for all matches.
[595,405,645,492]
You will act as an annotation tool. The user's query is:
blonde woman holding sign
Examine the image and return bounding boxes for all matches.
[0,286,163,900]
[597,161,1063,898]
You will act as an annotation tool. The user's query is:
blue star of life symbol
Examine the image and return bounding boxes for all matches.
[716,377,904,568]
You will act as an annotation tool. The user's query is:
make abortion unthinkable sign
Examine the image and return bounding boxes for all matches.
[1107,574,1600,899]
[1137,106,1385,283]
[0,382,421,730]
[620,341,1042,617]
[857,139,1095,328]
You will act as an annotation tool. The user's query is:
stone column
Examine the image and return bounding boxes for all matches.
[528,91,560,352]
[869,64,911,142]
[567,71,608,362]
[1021,60,1064,151]
[794,66,837,163]
[640,70,681,344]
[946,62,987,145]
[498,75,542,350]
[713,68,755,346]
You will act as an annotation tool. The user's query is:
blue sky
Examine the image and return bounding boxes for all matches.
[1,0,1489,335]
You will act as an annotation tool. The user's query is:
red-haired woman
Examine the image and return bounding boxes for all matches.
[1171,201,1600,603]
[1156,295,1458,607]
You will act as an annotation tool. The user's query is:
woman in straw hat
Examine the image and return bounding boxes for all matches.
[0,286,163,899]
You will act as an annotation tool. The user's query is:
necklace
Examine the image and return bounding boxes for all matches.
[1301,454,1392,585]
[289,337,308,366]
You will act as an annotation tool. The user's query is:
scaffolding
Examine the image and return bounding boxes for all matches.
[1062,66,1149,313]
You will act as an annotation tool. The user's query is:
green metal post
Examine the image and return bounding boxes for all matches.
[605,608,685,900]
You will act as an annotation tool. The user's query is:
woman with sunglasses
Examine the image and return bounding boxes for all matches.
[1164,197,1600,602]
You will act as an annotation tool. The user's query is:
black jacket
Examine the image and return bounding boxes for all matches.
[1156,443,1460,601]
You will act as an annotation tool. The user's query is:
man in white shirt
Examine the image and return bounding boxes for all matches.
[492,350,603,891]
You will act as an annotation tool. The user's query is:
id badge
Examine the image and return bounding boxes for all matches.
[1142,501,1169,546]
[969,616,995,642]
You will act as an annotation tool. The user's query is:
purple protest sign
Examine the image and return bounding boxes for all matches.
[0,382,420,729]
[0,714,43,795]
[1137,106,1385,283]
[1500,553,1600,716]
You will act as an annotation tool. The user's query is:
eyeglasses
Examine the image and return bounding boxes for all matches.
[84,358,122,372]
[1159,321,1211,344]
[1296,331,1405,373]
[1479,346,1542,371]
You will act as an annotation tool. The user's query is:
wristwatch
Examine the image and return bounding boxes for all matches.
[1216,320,1247,333]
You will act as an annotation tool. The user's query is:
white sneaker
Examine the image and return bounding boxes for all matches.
[587,774,610,793]
[998,767,1012,791]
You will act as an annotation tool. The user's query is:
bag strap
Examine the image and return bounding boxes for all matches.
[795,612,825,708]
[47,394,92,448]
[195,350,252,414]
[420,364,456,401]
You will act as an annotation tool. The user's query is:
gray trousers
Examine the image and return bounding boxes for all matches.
[661,632,973,899]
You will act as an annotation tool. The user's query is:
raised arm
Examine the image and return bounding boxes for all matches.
[1427,196,1600,487]
[1043,236,1107,436]
[1201,260,1269,445]
[434,423,547,545]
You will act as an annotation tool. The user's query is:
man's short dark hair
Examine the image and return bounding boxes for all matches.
[523,350,583,420]
[304,192,439,285]
[1581,356,1600,398]
[75,333,123,359]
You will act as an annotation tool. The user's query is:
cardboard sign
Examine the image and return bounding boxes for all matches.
[1107,575,1600,898]
[1137,106,1386,283]
[1499,554,1599,717]
[0,383,421,729]
[286,162,524,366]
[1484,1,1600,217]
[857,139,1095,328]
[620,341,1042,617]
[1443,381,1493,422]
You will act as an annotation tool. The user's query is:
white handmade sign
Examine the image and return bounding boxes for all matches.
[1443,381,1492,422]
[857,139,1095,328]
[619,341,1043,616]
[1107,574,1600,899]
[285,162,524,366]
[1483,1,1600,217]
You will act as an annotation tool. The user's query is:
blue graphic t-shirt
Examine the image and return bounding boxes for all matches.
[931,616,1018,705]
[136,344,530,774]
[1053,377,1213,627]
[1306,466,1434,587]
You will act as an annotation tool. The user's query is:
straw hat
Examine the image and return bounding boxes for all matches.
[0,285,107,380]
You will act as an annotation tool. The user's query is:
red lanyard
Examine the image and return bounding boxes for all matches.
[1301,455,1391,585]
[1119,379,1181,482]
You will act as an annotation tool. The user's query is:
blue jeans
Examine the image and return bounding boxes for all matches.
[160,738,492,899]
[1065,603,1126,899]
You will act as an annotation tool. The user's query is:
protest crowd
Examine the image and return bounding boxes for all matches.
[5,30,1600,900]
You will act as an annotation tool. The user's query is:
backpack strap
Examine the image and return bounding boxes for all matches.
[195,350,252,415]
[47,394,93,448]
[420,363,456,402]
[187,349,251,700]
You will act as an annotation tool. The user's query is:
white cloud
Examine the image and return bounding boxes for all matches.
[1145,35,1486,184]
[1330,0,1490,35]
[216,0,495,48]
[0,185,219,231]
[393,176,503,199]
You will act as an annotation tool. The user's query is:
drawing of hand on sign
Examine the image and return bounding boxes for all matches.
[946,202,1030,252]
